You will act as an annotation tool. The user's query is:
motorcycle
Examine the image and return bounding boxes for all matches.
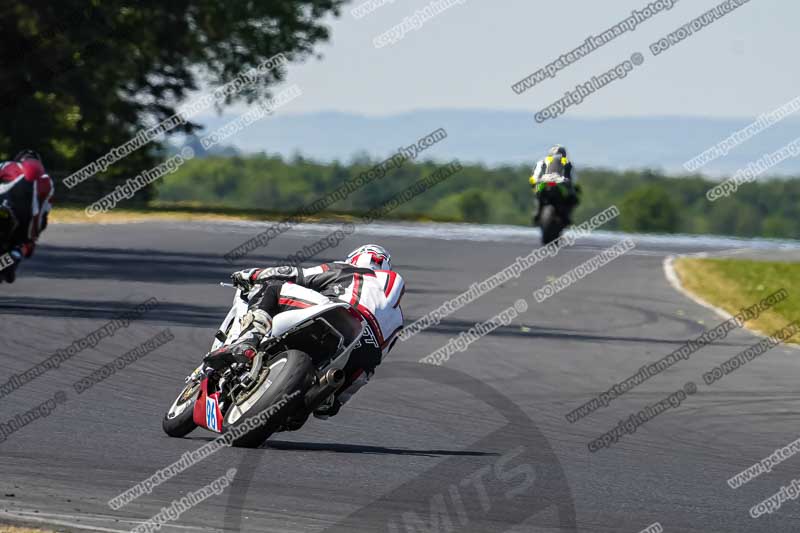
[0,204,21,284]
[162,282,364,447]
[534,173,576,246]
[0,246,20,284]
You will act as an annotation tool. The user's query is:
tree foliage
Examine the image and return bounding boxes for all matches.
[620,184,678,233]
[155,154,800,240]
[0,0,343,201]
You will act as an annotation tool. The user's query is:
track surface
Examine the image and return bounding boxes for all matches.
[1,221,799,533]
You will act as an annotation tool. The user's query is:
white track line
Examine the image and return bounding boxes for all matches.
[663,255,735,322]
[663,254,800,351]
[0,509,217,533]
[0,510,130,533]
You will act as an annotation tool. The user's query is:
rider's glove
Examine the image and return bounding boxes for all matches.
[231,265,299,291]
[231,268,261,291]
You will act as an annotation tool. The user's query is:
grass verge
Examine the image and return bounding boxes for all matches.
[51,206,283,224]
[49,203,455,225]
[0,526,54,533]
[673,257,800,343]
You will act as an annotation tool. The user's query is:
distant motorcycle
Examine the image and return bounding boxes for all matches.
[534,173,576,245]
[162,282,364,447]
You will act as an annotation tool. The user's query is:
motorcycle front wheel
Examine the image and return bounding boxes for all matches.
[163,380,200,438]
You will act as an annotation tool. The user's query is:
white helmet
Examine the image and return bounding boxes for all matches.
[346,244,392,271]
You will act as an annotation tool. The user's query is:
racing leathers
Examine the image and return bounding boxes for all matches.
[530,157,579,225]
[0,160,53,281]
[206,262,405,418]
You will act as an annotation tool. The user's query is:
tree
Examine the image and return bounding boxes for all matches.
[458,190,490,223]
[620,185,679,233]
[0,0,344,203]
[707,197,761,237]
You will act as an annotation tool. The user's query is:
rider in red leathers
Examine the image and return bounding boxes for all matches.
[0,150,54,282]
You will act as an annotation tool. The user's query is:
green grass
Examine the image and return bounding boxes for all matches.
[674,258,800,343]
[0,526,55,533]
[51,202,461,224]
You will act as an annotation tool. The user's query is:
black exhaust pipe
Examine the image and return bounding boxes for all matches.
[304,368,345,410]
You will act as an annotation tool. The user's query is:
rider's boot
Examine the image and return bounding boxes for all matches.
[203,309,272,371]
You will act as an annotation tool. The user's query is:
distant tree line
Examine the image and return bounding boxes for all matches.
[154,153,800,239]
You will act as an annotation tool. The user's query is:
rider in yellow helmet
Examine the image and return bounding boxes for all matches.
[529,145,581,225]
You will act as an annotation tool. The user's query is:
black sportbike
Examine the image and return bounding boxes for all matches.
[533,174,577,245]
[0,203,20,283]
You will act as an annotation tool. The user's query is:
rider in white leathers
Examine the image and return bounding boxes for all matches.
[205,244,404,419]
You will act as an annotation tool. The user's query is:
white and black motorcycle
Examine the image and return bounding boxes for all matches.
[162,282,364,447]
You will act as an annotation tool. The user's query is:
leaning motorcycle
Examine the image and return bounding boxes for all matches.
[0,202,20,284]
[162,282,364,448]
[534,174,575,246]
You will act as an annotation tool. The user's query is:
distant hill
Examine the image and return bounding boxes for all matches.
[191,110,800,179]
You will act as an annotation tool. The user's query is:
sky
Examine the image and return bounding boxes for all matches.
[203,0,797,120]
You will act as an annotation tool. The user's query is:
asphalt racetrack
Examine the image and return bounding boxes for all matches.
[1,220,799,533]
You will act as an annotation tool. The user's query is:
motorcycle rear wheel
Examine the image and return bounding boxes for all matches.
[540,205,563,245]
[223,349,313,448]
